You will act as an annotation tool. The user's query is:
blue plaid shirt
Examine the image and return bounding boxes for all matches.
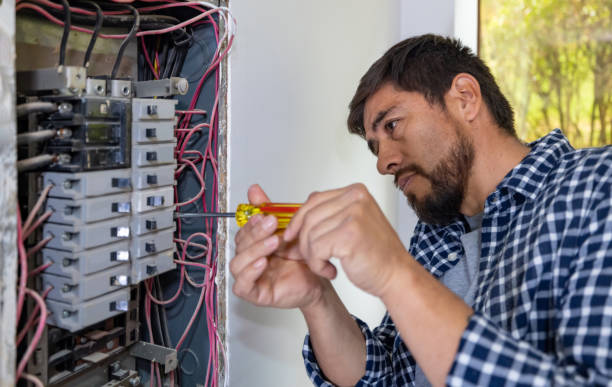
[303,130,612,386]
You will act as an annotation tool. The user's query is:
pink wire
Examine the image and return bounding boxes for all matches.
[16,207,28,326]
[22,210,52,241]
[16,287,52,346]
[20,373,44,387]
[22,184,52,232]
[26,235,53,258]
[16,288,47,380]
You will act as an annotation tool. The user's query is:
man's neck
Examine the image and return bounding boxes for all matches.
[461,129,530,217]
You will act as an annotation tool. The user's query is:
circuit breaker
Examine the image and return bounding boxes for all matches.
[37,80,178,332]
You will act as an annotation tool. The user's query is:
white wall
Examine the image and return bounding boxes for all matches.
[227,1,400,386]
[227,1,458,385]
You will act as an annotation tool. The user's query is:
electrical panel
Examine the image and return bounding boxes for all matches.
[13,2,232,386]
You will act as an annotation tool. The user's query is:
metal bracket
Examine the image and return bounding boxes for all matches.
[129,341,177,373]
[133,77,189,97]
[17,66,87,95]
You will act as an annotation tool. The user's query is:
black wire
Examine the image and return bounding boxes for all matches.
[58,0,71,66]
[110,4,140,79]
[78,1,103,68]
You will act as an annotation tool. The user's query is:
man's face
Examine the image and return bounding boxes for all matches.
[363,83,474,225]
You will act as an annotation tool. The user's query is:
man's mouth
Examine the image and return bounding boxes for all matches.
[397,173,416,194]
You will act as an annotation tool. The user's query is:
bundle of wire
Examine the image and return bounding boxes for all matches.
[14,1,235,386]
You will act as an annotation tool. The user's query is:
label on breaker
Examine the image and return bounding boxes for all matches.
[44,217,131,252]
[46,192,131,225]
[133,143,175,167]
[43,169,132,199]
[42,240,130,278]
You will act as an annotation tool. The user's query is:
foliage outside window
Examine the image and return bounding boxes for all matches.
[480,0,612,147]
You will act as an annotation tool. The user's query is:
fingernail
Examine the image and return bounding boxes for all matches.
[264,235,278,247]
[254,257,266,268]
[263,216,276,230]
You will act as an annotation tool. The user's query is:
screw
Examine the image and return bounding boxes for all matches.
[110,361,121,373]
[63,180,72,189]
[129,376,141,386]
[96,84,105,95]
[122,86,131,96]
[62,310,72,318]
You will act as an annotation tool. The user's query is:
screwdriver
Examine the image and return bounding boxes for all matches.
[174,203,302,230]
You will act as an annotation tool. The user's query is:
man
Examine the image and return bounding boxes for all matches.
[230,34,612,386]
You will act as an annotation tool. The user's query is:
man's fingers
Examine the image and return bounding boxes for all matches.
[247,184,271,205]
[284,185,354,242]
[230,234,279,277]
[235,215,278,253]
[232,257,268,301]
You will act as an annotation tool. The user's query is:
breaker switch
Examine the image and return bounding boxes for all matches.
[111,202,131,213]
[145,128,157,138]
[110,250,130,262]
[146,152,157,161]
[146,174,158,185]
[145,242,156,253]
[112,177,131,188]
[146,196,164,207]
[110,227,130,238]
[145,220,157,230]
[147,105,158,116]
[146,265,158,275]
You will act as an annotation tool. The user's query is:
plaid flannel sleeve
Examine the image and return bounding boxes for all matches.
[448,184,612,386]
[303,314,404,386]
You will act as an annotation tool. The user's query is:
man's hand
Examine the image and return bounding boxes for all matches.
[283,183,409,297]
[230,184,327,309]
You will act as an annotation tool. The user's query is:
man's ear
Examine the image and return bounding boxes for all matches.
[447,73,482,123]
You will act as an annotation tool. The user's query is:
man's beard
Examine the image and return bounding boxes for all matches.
[394,132,474,226]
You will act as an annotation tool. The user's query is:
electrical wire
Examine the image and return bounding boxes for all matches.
[111,4,140,79]
[78,0,103,68]
[58,0,71,66]
[16,288,47,380]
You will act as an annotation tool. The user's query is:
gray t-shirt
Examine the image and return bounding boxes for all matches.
[414,214,483,386]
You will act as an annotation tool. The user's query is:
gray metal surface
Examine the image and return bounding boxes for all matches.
[130,228,174,259]
[17,66,87,95]
[131,186,174,213]
[133,77,189,98]
[0,0,16,384]
[129,341,178,373]
[131,165,176,190]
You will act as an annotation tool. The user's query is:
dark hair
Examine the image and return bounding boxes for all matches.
[347,34,515,137]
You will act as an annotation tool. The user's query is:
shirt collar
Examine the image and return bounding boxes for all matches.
[495,129,574,202]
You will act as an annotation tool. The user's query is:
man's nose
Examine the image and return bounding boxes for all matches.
[376,141,401,175]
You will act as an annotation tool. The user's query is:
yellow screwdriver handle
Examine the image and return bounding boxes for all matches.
[235,203,302,229]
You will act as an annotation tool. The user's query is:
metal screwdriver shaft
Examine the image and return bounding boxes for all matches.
[174,212,235,218]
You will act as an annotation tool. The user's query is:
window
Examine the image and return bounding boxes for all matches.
[480,0,612,147]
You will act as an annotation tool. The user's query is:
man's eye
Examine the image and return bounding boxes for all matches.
[384,120,397,131]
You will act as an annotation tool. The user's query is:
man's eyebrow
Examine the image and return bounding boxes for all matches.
[370,106,396,132]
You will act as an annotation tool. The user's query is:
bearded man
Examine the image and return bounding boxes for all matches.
[230,34,612,386]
